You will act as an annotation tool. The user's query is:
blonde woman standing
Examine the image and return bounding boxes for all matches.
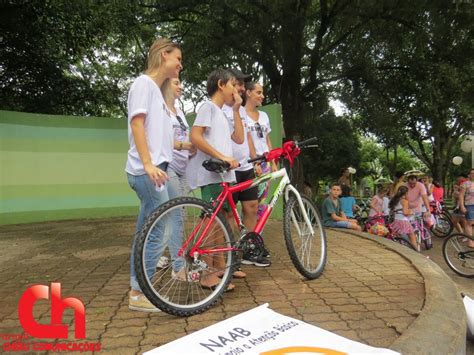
[126,38,183,312]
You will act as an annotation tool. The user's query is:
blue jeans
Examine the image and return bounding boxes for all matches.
[127,163,184,292]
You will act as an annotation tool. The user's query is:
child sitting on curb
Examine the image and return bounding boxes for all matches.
[322,183,361,231]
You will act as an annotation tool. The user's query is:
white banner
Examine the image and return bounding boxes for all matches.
[146,304,399,355]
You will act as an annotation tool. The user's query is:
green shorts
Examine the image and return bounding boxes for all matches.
[201,183,230,212]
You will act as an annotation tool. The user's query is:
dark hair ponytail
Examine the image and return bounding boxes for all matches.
[389,186,408,211]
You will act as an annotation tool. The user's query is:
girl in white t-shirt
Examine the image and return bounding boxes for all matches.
[126,38,183,312]
[389,186,418,251]
[161,78,196,196]
[244,82,277,220]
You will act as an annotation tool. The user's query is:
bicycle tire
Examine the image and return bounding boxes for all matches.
[442,233,474,278]
[283,194,327,279]
[393,236,417,251]
[430,213,454,238]
[134,197,236,316]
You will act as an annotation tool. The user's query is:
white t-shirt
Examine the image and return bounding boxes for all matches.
[169,106,190,176]
[246,110,272,156]
[393,202,412,221]
[186,101,236,190]
[125,74,173,176]
[222,105,252,172]
[382,196,390,215]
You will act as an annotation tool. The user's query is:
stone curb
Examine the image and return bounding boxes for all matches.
[342,229,467,355]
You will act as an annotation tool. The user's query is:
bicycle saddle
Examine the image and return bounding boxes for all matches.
[202,159,230,173]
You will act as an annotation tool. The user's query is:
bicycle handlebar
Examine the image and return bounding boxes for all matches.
[202,158,231,173]
[296,137,318,148]
[248,155,265,164]
[247,137,317,166]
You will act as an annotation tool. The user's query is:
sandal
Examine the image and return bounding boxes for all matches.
[214,269,246,279]
[200,282,235,292]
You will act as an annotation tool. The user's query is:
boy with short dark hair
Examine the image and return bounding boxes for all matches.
[322,182,361,231]
[187,68,245,289]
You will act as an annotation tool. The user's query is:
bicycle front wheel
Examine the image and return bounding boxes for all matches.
[134,197,236,316]
[393,236,417,251]
[443,233,474,278]
[283,194,327,279]
[422,226,433,250]
[430,213,453,238]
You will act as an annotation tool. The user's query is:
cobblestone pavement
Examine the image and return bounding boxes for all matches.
[0,218,425,354]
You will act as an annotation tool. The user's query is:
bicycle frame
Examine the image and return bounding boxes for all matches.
[179,167,314,259]
[411,215,429,241]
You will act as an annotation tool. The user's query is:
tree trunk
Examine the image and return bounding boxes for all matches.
[392,144,398,175]
[280,90,304,139]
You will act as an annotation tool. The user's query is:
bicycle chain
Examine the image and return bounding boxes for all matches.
[236,232,265,257]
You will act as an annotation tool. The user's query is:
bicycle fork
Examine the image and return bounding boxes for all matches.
[254,168,315,237]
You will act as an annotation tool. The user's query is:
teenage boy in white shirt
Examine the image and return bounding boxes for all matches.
[187,68,244,290]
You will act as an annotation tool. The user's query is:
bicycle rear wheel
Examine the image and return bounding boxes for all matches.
[443,233,474,278]
[283,194,327,279]
[430,213,453,238]
[134,197,236,316]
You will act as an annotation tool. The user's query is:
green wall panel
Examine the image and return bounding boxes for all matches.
[0,106,283,225]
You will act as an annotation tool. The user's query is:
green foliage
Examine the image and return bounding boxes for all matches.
[0,0,471,187]
[358,137,423,181]
[338,0,473,182]
[297,104,360,185]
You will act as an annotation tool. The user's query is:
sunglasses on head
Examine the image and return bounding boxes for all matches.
[255,122,264,138]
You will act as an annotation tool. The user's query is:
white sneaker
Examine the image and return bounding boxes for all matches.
[129,294,161,313]
[156,256,170,269]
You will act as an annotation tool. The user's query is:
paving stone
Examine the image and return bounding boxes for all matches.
[357,327,399,340]
[346,318,387,330]
[317,320,350,331]
[103,325,146,337]
[331,304,368,313]
[323,297,359,306]
[339,311,379,321]
[100,336,142,348]
[302,312,341,322]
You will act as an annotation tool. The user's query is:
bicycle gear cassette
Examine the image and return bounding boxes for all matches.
[237,232,265,257]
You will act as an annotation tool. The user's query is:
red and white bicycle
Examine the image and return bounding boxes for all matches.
[134,138,327,316]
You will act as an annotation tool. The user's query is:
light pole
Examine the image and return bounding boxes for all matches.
[460,135,473,169]
[347,167,356,191]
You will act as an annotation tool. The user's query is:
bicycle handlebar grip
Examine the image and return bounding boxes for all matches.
[202,159,231,172]
[247,154,266,164]
[297,137,318,147]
